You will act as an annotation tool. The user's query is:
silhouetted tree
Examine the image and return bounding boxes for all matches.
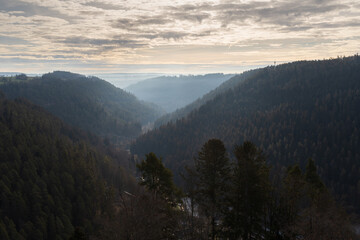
[136,152,181,205]
[194,139,231,240]
[223,141,270,239]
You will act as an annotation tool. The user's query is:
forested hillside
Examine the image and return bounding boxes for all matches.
[0,94,135,239]
[132,55,360,214]
[0,71,164,140]
[126,74,234,112]
[154,70,259,127]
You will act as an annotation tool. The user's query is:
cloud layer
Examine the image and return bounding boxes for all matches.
[0,0,359,73]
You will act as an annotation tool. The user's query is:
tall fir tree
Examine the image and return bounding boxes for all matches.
[136,152,181,205]
[223,141,270,240]
[194,139,231,240]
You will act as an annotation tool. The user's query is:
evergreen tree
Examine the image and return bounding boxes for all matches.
[193,139,230,240]
[279,164,306,239]
[305,158,325,200]
[136,152,181,205]
[299,158,354,239]
[223,141,270,240]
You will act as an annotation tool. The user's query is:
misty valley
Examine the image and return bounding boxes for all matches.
[0,55,360,239]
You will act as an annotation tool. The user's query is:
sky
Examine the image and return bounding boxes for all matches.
[0,0,359,75]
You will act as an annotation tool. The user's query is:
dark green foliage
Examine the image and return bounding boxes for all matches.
[136,152,181,204]
[95,153,182,240]
[0,71,164,139]
[69,227,88,240]
[96,188,180,240]
[0,97,130,240]
[183,141,356,239]
[223,141,270,240]
[192,139,231,239]
[15,74,27,81]
[275,160,355,239]
[280,164,305,237]
[305,158,325,194]
[131,55,360,213]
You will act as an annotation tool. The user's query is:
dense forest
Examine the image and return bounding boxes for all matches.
[0,54,359,239]
[132,55,360,214]
[0,71,164,141]
[126,74,234,112]
[108,140,356,239]
[0,93,137,239]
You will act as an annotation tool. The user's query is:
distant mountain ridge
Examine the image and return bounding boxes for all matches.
[0,71,164,140]
[131,55,360,214]
[126,73,234,113]
[95,73,164,88]
[154,70,260,127]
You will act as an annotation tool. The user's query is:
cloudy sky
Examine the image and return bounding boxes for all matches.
[0,0,359,74]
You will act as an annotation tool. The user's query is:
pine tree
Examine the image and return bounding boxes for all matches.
[193,139,230,240]
[280,164,306,239]
[223,141,270,240]
[136,152,181,205]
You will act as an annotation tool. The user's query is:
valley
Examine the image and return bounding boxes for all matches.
[1,56,359,239]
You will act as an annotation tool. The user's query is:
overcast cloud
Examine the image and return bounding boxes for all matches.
[0,0,359,74]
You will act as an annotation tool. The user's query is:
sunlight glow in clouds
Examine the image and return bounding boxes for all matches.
[0,0,359,74]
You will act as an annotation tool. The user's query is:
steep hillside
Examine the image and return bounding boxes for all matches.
[131,55,360,213]
[126,73,234,112]
[154,70,259,127]
[0,94,134,239]
[0,71,164,140]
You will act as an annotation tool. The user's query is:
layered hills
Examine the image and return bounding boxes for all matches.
[154,70,258,127]
[131,55,360,213]
[126,73,234,113]
[0,71,164,140]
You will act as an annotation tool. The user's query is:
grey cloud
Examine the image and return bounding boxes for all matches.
[0,0,80,22]
[171,12,210,23]
[135,30,212,40]
[52,55,79,59]
[166,3,213,12]
[315,20,360,29]
[79,10,103,16]
[0,53,80,59]
[232,37,336,51]
[60,36,146,49]
[168,0,353,30]
[138,17,170,25]
[157,31,188,40]
[255,1,348,25]
[217,1,349,28]
[118,32,187,40]
[0,35,31,45]
[0,53,50,58]
[112,16,171,31]
[112,11,210,32]
[165,3,213,23]
[280,20,360,32]
[82,1,126,10]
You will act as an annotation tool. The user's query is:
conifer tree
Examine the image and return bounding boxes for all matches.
[223,141,270,240]
[136,152,181,205]
[193,138,230,240]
